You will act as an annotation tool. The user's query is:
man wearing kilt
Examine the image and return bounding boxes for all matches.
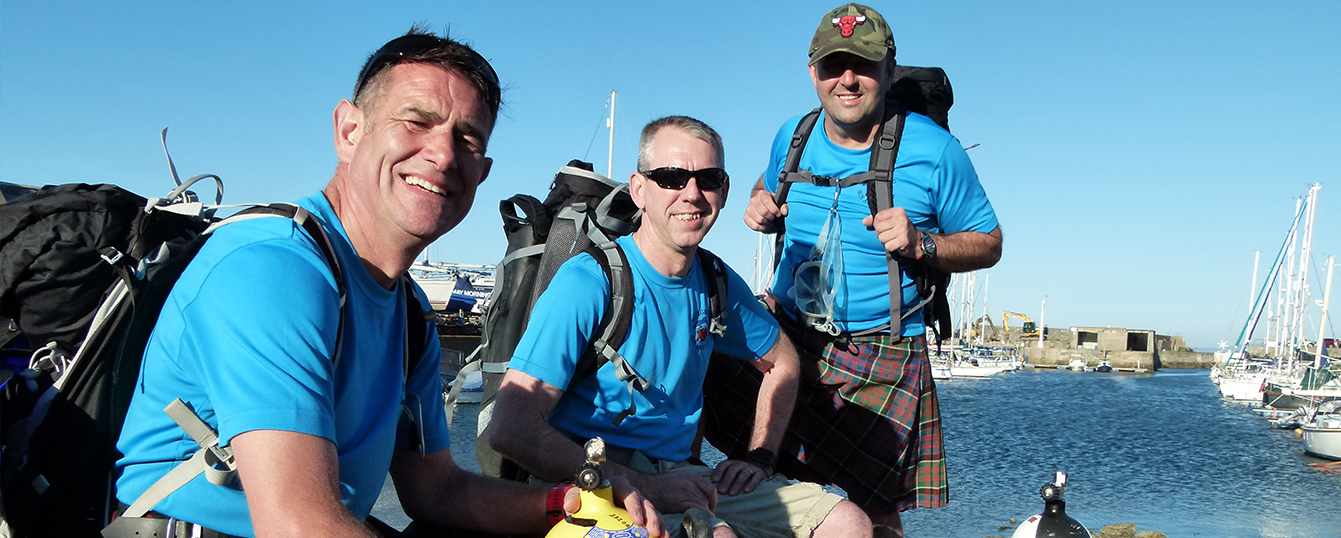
[707,4,1003,537]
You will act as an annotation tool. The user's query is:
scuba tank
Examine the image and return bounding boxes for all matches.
[546,438,652,538]
[1010,472,1091,538]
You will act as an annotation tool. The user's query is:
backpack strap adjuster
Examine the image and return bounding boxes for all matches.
[879,132,899,150]
[100,247,125,266]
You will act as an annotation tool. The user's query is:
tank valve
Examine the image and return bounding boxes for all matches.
[545,437,651,538]
[1010,472,1091,538]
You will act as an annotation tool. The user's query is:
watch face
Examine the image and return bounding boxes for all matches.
[922,233,936,258]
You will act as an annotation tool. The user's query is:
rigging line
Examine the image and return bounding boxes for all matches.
[583,97,612,163]
[1234,195,1310,348]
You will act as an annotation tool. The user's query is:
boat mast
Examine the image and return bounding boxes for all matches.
[607,90,616,178]
[1272,195,1305,357]
[981,272,990,324]
[1316,255,1335,368]
[1288,184,1320,356]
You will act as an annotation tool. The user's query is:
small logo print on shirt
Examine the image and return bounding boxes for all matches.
[694,315,711,346]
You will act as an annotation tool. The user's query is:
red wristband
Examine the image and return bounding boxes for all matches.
[546,482,576,527]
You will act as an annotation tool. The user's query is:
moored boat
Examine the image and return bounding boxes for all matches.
[1300,412,1341,460]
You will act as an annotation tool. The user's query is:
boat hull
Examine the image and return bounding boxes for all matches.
[1218,376,1266,401]
[950,365,1010,378]
[1301,417,1341,460]
[1263,385,1341,410]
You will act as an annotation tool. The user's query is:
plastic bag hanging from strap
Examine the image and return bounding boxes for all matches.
[790,189,844,336]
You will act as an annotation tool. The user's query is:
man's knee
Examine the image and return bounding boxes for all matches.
[867,508,902,538]
[813,499,873,538]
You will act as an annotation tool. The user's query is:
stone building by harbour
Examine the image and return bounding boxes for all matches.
[1018,326,1215,370]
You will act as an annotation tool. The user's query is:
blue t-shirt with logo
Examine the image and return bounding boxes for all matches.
[509,235,778,462]
[114,193,448,537]
[765,111,999,336]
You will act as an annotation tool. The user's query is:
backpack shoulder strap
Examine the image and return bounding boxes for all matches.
[573,242,646,426]
[397,274,434,453]
[697,248,729,338]
[773,108,823,211]
[401,276,430,382]
[769,108,823,269]
[863,110,908,331]
[777,108,824,189]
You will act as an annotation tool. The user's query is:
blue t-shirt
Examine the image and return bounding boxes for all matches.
[765,111,999,336]
[114,193,449,537]
[509,235,779,462]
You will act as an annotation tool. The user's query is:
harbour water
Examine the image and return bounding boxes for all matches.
[376,368,1341,537]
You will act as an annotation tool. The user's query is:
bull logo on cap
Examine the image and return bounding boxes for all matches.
[832,14,866,37]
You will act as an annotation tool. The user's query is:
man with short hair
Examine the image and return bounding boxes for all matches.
[490,116,873,538]
[111,28,662,538]
[721,4,1003,537]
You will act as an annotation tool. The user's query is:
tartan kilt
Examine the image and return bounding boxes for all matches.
[702,311,948,514]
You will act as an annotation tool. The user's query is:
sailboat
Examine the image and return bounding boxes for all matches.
[1215,184,1324,404]
[1263,255,1338,409]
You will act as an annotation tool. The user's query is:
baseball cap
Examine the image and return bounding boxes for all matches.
[808,3,896,65]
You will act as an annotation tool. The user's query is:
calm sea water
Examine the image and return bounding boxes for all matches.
[376,368,1341,537]
[901,368,1341,538]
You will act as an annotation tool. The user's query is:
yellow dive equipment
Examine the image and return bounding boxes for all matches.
[546,437,651,538]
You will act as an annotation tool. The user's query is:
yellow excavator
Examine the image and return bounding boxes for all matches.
[1002,311,1039,339]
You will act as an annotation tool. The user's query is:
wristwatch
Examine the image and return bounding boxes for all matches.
[919,231,937,260]
[746,447,777,474]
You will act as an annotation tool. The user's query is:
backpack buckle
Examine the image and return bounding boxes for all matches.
[709,317,727,338]
[811,175,836,187]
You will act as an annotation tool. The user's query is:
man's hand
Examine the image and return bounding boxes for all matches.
[862,207,919,258]
[627,468,718,515]
[563,475,667,537]
[710,459,768,497]
[745,185,787,232]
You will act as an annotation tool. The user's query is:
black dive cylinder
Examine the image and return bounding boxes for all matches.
[1034,481,1088,537]
[1011,472,1090,538]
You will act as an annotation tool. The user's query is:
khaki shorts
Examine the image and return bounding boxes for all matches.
[559,446,845,538]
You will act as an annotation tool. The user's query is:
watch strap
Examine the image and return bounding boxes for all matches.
[546,482,575,526]
[746,447,777,475]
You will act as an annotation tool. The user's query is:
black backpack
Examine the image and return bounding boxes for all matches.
[472,160,729,481]
[0,162,430,536]
[768,65,955,341]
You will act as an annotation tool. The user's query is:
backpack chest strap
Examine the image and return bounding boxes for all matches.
[777,169,890,189]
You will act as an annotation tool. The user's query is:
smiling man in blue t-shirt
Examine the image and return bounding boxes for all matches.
[727,4,1003,538]
[491,116,872,538]
[110,28,661,538]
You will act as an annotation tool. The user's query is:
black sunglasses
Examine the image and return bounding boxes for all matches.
[639,167,729,191]
[353,34,500,99]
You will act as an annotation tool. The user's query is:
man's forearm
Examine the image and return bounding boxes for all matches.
[750,334,800,454]
[488,385,591,483]
[925,226,1002,273]
[404,456,552,534]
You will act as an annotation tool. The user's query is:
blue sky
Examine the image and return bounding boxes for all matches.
[3,1,1338,351]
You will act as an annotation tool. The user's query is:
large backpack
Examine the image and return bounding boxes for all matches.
[0,151,430,536]
[769,65,955,341]
[472,160,730,481]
